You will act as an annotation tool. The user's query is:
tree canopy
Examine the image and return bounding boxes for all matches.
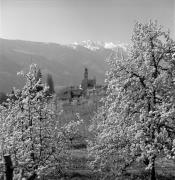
[46,73,55,95]
[0,92,7,104]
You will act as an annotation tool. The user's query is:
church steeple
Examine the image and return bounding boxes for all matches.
[84,67,88,80]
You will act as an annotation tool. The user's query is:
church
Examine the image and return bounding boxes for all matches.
[81,68,96,91]
[58,68,96,101]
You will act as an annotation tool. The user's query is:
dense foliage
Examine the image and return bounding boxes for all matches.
[89,21,175,180]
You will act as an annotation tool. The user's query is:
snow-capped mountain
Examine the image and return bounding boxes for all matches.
[68,40,128,51]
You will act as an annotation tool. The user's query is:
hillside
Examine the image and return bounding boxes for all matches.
[0,38,127,93]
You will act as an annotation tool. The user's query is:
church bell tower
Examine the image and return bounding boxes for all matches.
[84,67,88,80]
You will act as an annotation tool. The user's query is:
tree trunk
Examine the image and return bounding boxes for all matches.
[150,159,156,180]
[3,155,13,180]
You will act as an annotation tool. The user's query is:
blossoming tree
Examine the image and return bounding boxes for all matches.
[90,21,175,180]
[0,64,67,179]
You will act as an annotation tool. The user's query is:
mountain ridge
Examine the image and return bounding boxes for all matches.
[0,38,127,93]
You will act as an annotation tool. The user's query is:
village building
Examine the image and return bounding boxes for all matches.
[81,68,96,92]
[58,68,97,101]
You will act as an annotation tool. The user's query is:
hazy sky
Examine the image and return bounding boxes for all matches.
[0,0,174,44]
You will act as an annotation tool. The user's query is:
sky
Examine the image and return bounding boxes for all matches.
[0,0,175,44]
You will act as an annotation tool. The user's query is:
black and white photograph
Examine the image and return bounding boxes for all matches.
[0,0,175,179]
